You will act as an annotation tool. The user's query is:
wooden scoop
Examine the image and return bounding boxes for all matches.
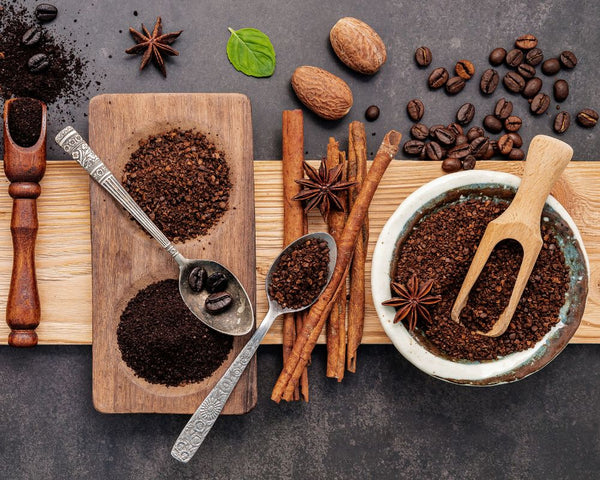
[3,98,47,347]
[451,135,573,337]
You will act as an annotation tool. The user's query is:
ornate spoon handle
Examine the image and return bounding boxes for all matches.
[55,126,182,262]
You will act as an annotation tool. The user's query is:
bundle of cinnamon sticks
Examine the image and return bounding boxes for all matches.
[278,109,401,401]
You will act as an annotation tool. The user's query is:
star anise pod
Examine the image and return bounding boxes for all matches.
[382,276,442,331]
[292,160,356,218]
[125,17,183,77]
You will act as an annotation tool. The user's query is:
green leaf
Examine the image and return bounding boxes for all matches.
[226,27,276,78]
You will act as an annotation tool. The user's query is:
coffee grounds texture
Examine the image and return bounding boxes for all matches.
[117,278,233,387]
[7,97,42,147]
[123,129,232,243]
[393,198,570,361]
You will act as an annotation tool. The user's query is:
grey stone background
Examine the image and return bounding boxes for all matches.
[1,0,600,479]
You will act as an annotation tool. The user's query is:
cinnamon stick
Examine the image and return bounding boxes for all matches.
[272,130,402,403]
[346,121,368,373]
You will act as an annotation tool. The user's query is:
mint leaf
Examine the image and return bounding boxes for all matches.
[226,27,276,78]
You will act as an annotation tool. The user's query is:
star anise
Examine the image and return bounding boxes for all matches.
[382,276,442,331]
[292,160,356,218]
[125,17,183,77]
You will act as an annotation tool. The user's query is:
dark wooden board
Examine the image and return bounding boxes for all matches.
[88,93,256,414]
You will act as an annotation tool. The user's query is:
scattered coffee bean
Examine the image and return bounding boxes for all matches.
[498,134,514,155]
[523,77,543,98]
[470,136,490,157]
[446,76,465,94]
[559,50,577,69]
[447,122,464,137]
[205,292,233,314]
[553,111,571,134]
[507,132,523,148]
[415,46,432,67]
[553,79,569,102]
[447,143,471,159]
[542,58,561,75]
[428,67,449,89]
[27,53,50,73]
[526,48,544,66]
[503,71,526,93]
[506,49,524,67]
[494,98,513,120]
[410,123,429,140]
[455,134,468,146]
[365,105,380,121]
[530,93,550,115]
[429,124,445,139]
[35,3,58,22]
[509,148,525,160]
[515,34,538,50]
[455,60,475,80]
[22,26,42,46]
[456,103,475,125]
[504,115,523,132]
[480,68,499,94]
[403,139,425,156]
[489,47,506,66]
[442,157,462,172]
[462,155,476,170]
[517,63,536,79]
[425,141,444,160]
[206,272,229,293]
[407,99,425,121]
[483,115,503,133]
[467,126,484,141]
[188,266,207,293]
[483,143,495,159]
[576,109,599,128]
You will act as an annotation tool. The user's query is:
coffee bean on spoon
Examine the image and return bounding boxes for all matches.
[559,51,577,69]
[554,111,571,134]
[441,157,462,173]
[523,77,543,98]
[425,141,444,160]
[27,53,50,73]
[503,71,526,93]
[446,76,465,94]
[507,132,523,148]
[407,99,425,121]
[205,292,233,314]
[517,63,536,79]
[455,60,475,80]
[415,46,432,67]
[526,48,544,66]
[456,103,475,125]
[188,266,208,293]
[22,26,42,46]
[515,34,538,50]
[403,140,425,156]
[35,3,58,22]
[483,115,503,133]
[467,126,484,141]
[494,98,513,120]
[489,47,506,66]
[553,79,569,102]
[506,49,524,68]
[530,93,550,115]
[206,272,228,293]
[576,109,599,128]
[504,115,522,132]
[480,68,499,94]
[542,58,561,75]
[498,134,514,155]
[410,123,429,140]
[428,67,449,89]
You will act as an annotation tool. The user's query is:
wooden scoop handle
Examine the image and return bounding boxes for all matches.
[3,99,47,347]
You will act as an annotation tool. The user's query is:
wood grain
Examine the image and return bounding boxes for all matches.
[1,160,600,346]
[88,93,256,414]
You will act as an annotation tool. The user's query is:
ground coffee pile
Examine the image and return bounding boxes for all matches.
[7,97,42,147]
[117,279,233,386]
[393,198,570,361]
[123,129,231,243]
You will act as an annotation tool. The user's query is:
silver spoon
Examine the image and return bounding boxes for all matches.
[55,126,253,336]
[171,232,337,463]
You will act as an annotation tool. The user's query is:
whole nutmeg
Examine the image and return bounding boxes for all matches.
[291,66,353,120]
[329,17,387,75]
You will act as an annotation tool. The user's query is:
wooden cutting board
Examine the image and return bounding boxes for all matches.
[1,160,600,346]
[87,93,256,414]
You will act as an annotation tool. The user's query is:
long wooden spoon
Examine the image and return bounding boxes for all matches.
[451,135,573,337]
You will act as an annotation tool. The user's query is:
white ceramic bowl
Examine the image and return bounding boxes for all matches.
[372,170,589,386]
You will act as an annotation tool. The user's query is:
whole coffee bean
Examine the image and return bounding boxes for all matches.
[509,148,525,160]
[27,53,50,73]
[456,103,475,125]
[415,46,432,67]
[515,34,538,50]
[22,26,42,46]
[530,93,550,115]
[410,123,429,140]
[419,147,427,160]
[494,98,513,120]
[559,50,577,69]
[429,124,445,139]
[447,143,471,159]
[365,105,380,121]
[522,77,543,98]
[506,49,524,67]
[498,134,514,155]
[206,272,229,293]
[407,99,425,121]
[542,58,561,75]
[188,266,207,293]
[35,3,58,22]
[403,140,425,156]
[576,109,599,128]
[470,136,490,157]
[425,141,444,160]
[553,79,569,102]
[447,122,463,136]
[480,68,499,94]
[504,115,523,132]
[483,143,495,159]
[483,115,503,133]
[503,71,526,93]
[442,157,462,173]
[553,111,571,134]
[517,63,536,79]
[205,292,233,314]
[455,60,475,80]
[489,47,506,66]
[455,134,468,146]
[467,126,484,141]
[428,67,449,89]
[462,155,476,170]
[526,48,544,66]
[507,132,523,148]
[446,76,465,94]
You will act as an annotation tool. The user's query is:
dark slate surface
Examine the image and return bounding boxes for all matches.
[1,1,600,478]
